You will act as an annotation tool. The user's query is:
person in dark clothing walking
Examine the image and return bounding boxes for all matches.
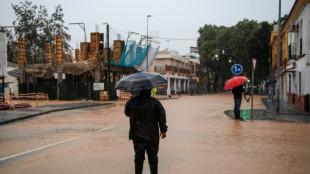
[125,89,168,174]
[232,85,245,120]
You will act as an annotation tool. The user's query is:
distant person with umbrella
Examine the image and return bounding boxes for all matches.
[266,78,276,102]
[224,76,247,120]
[268,83,275,102]
[116,72,168,174]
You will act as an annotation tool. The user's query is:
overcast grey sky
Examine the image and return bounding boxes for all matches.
[0,0,295,54]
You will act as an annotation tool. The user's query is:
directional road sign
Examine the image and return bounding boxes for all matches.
[231,64,243,75]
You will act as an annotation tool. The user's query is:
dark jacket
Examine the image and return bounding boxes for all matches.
[125,90,167,141]
[232,85,244,99]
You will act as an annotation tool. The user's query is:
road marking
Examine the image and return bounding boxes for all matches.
[0,137,79,162]
[97,126,116,132]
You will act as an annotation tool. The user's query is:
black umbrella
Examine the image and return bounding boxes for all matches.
[266,79,276,84]
[115,72,167,92]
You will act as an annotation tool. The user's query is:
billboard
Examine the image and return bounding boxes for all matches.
[93,83,104,91]
[0,32,7,77]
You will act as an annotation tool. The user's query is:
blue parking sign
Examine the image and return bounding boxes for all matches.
[231,64,243,75]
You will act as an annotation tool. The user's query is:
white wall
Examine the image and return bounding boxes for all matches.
[291,4,310,96]
[0,32,7,77]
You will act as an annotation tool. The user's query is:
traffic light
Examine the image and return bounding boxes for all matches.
[214,50,219,58]
[228,57,232,63]
[247,79,250,83]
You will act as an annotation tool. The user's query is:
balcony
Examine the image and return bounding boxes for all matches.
[288,43,297,59]
[155,66,189,75]
[155,66,166,72]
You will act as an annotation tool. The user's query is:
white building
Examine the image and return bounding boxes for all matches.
[149,49,200,95]
[279,0,310,111]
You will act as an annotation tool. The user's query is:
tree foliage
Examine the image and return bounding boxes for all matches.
[197,19,273,91]
[8,1,71,64]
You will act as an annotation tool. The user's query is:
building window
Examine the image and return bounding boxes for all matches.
[289,73,291,94]
[190,65,194,73]
[299,72,301,101]
[299,19,303,55]
[300,38,302,55]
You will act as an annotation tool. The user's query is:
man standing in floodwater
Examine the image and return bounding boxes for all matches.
[232,85,245,120]
[125,89,168,174]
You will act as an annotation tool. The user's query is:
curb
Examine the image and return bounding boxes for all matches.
[1,103,114,125]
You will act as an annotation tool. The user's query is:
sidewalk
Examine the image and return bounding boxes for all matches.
[225,98,310,123]
[0,102,114,125]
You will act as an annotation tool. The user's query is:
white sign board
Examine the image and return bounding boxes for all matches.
[93,83,104,91]
[0,32,7,77]
[54,73,66,79]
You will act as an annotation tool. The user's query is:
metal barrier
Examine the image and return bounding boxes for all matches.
[119,91,132,102]
[0,93,49,109]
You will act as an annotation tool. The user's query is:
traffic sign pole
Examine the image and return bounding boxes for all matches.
[251,58,257,120]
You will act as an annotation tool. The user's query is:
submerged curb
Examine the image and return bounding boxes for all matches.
[1,103,114,125]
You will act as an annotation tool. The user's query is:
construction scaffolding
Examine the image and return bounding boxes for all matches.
[17,32,136,101]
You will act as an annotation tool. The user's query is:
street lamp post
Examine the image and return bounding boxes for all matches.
[103,23,111,100]
[147,15,152,72]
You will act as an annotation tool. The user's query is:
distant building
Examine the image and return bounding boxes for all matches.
[149,48,200,95]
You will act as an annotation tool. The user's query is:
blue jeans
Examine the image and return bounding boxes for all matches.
[133,140,159,164]
[234,98,242,112]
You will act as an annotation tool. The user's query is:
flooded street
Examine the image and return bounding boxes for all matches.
[0,93,310,174]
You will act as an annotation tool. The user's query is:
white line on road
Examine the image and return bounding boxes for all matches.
[97,126,116,132]
[0,137,79,162]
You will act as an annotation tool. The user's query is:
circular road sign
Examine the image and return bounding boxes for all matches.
[231,64,243,75]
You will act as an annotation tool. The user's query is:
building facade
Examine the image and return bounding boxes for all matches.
[149,49,200,95]
[271,0,310,112]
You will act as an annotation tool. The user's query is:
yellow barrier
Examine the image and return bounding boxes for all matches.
[0,93,49,108]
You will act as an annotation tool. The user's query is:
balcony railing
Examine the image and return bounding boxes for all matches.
[155,66,166,72]
[155,66,190,75]
[288,43,297,59]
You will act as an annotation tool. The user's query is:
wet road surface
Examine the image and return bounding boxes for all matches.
[0,93,310,174]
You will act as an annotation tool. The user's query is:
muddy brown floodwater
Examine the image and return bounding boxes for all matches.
[0,93,309,174]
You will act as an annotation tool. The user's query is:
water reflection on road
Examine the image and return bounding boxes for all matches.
[0,94,309,174]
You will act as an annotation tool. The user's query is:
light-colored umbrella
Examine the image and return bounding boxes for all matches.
[115,72,167,92]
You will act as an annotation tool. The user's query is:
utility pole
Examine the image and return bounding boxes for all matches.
[103,23,111,100]
[276,0,281,111]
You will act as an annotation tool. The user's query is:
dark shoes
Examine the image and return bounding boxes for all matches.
[234,111,242,120]
[135,162,158,174]
[135,162,143,174]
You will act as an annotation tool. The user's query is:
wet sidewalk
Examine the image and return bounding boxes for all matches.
[0,102,113,125]
[225,98,310,123]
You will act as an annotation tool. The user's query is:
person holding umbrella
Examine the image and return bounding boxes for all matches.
[232,85,245,120]
[266,78,276,102]
[116,72,168,174]
[268,83,275,102]
[224,76,248,120]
